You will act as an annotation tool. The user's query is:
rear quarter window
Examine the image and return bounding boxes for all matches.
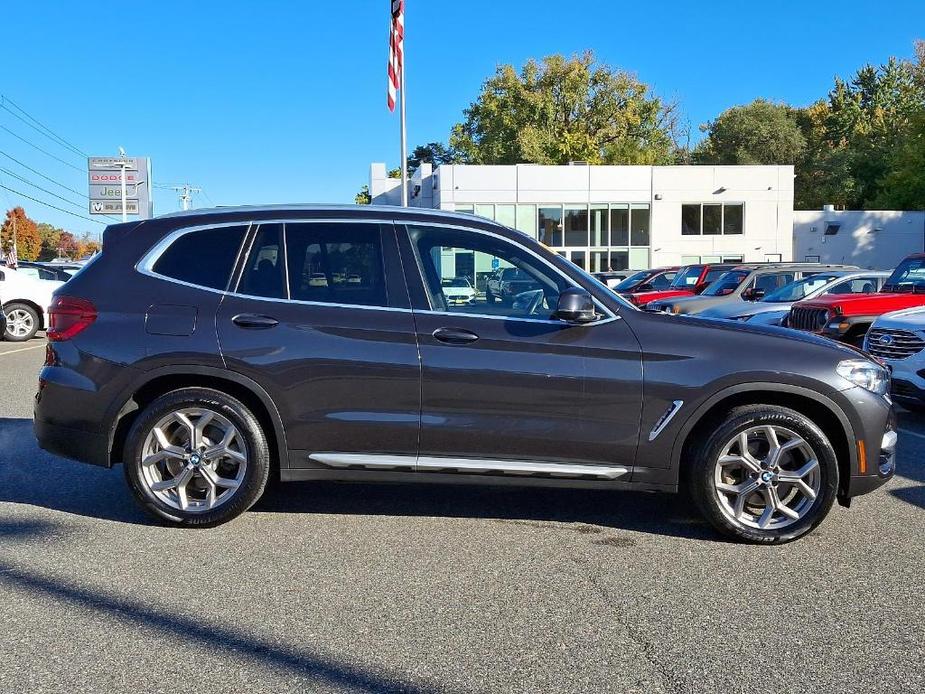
[152,225,248,290]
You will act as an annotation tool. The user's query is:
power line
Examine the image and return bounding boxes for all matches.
[0,96,87,159]
[0,148,87,198]
[0,165,84,208]
[1,125,84,172]
[0,181,105,224]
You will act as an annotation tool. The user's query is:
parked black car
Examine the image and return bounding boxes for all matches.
[34,206,896,543]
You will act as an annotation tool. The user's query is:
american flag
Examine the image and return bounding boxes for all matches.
[387,0,404,111]
[5,239,17,269]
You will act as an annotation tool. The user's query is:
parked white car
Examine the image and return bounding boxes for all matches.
[864,306,925,409]
[0,266,63,341]
[441,277,476,305]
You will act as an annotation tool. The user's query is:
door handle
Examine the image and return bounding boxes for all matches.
[232,313,280,329]
[432,327,479,345]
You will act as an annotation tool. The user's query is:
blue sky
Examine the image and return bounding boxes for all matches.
[1,0,923,235]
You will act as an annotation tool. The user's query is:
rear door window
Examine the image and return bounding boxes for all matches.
[238,223,286,299]
[153,225,248,290]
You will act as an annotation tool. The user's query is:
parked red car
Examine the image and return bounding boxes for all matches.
[613,266,679,301]
[627,263,738,307]
[789,253,925,345]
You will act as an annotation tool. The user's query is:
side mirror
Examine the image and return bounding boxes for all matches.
[554,288,597,323]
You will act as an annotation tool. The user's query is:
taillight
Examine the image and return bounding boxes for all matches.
[47,296,97,341]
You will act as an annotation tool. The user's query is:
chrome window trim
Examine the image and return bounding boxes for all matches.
[399,220,623,323]
[136,217,624,324]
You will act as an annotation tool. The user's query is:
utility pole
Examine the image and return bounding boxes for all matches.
[156,183,202,211]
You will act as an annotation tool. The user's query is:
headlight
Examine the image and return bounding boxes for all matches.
[670,305,682,314]
[836,359,890,396]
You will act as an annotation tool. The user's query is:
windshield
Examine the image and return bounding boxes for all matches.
[441,278,470,288]
[761,274,840,303]
[702,270,749,296]
[884,257,925,293]
[614,270,652,292]
[669,265,704,288]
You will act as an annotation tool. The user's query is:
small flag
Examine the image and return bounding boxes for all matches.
[387,0,404,112]
[6,238,17,269]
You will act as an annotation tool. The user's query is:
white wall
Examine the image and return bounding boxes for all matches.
[793,209,925,270]
[369,162,402,206]
[649,166,793,266]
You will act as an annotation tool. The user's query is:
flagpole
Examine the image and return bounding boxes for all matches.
[398,15,408,207]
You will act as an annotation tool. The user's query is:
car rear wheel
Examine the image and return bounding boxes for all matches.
[689,405,839,544]
[123,387,270,526]
[3,303,40,341]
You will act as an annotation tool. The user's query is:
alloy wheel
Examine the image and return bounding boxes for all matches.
[6,309,34,338]
[139,408,248,513]
[713,425,821,531]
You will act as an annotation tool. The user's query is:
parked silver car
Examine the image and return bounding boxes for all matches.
[864,306,925,408]
[698,271,890,325]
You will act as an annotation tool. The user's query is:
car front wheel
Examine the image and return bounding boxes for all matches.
[123,387,270,526]
[689,405,839,544]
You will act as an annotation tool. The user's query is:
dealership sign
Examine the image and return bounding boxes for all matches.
[87,156,153,218]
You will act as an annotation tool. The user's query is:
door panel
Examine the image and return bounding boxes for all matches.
[411,311,641,465]
[399,223,643,467]
[216,221,420,465]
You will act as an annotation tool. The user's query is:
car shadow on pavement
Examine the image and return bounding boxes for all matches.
[0,521,435,694]
[0,418,149,525]
[2,416,714,539]
[255,480,717,541]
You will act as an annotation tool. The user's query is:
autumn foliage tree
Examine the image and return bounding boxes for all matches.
[1,207,42,261]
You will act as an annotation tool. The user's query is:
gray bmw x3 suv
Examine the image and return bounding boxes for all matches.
[34,205,896,543]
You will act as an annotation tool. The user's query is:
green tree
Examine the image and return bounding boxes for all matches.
[796,50,925,209]
[449,52,681,165]
[354,185,372,205]
[36,222,64,260]
[695,99,806,165]
[407,142,458,173]
[871,110,925,209]
[1,207,42,261]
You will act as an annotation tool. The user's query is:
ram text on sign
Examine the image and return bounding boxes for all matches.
[90,200,140,215]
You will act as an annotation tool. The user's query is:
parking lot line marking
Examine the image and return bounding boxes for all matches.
[898,427,925,441]
[0,344,45,357]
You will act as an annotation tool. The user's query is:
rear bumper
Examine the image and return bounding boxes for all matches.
[33,416,110,467]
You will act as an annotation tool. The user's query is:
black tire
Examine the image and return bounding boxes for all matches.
[123,387,270,527]
[3,302,40,342]
[688,405,839,544]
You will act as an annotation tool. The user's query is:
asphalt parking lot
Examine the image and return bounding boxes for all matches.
[1,338,923,694]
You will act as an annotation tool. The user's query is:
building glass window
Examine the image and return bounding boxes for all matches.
[681,204,700,235]
[455,204,474,214]
[475,204,494,220]
[681,255,701,264]
[538,206,563,246]
[570,250,586,271]
[630,205,650,246]
[495,204,516,229]
[590,205,608,246]
[724,204,744,234]
[610,204,629,246]
[682,203,745,235]
[703,204,722,235]
[564,205,588,246]
[629,248,649,269]
[515,205,536,237]
[609,250,629,271]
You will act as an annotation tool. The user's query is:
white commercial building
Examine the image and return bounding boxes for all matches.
[370,163,795,271]
[793,207,925,270]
